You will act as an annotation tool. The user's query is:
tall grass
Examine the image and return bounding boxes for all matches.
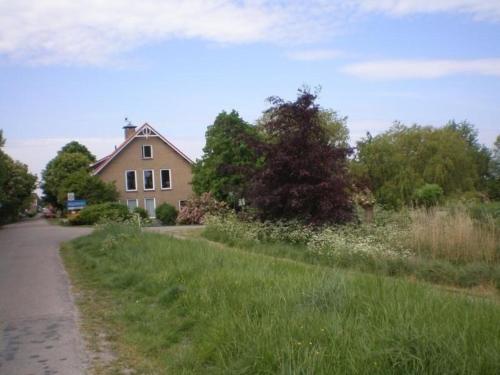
[407,207,499,264]
[63,223,500,374]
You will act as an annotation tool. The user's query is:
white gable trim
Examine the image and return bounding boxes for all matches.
[92,123,193,175]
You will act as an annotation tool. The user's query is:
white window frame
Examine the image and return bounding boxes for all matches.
[144,198,156,218]
[160,169,172,190]
[178,200,188,211]
[142,144,153,159]
[125,170,137,192]
[126,199,139,211]
[143,169,155,191]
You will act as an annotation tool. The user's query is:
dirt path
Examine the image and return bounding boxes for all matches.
[0,217,92,375]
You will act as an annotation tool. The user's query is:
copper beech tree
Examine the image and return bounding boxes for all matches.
[249,91,354,225]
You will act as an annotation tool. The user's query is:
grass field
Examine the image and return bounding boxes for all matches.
[63,222,500,374]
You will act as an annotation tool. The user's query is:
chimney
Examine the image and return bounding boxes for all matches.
[123,124,137,140]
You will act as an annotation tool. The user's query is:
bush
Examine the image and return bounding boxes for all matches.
[176,192,229,225]
[155,203,178,225]
[414,184,443,208]
[69,202,130,225]
[133,207,149,219]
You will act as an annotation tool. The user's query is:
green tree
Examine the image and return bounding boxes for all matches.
[0,131,37,224]
[354,123,480,208]
[41,141,118,209]
[487,135,500,199]
[192,110,260,205]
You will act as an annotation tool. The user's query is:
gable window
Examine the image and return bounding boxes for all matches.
[143,169,155,191]
[125,170,137,191]
[160,169,172,190]
[142,145,153,159]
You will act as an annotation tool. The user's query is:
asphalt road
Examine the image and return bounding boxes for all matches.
[0,217,92,375]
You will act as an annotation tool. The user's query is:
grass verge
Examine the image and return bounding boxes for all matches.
[63,223,500,374]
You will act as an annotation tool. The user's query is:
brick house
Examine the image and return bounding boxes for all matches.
[91,123,193,218]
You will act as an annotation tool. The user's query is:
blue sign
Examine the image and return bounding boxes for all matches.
[67,199,87,210]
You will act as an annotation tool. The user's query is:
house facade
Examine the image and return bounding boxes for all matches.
[91,123,193,217]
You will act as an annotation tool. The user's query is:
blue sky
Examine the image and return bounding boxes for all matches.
[1,1,499,179]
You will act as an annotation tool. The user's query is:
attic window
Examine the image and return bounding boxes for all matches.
[142,145,153,159]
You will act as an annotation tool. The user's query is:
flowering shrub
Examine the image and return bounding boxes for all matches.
[176,192,229,225]
[205,214,412,259]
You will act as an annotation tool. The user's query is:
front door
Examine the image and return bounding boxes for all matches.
[144,198,156,218]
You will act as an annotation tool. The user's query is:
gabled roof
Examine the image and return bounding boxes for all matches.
[91,123,193,175]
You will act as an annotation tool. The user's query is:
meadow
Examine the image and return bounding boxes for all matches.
[63,220,500,374]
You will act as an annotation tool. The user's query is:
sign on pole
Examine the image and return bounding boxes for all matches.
[67,199,87,211]
[67,192,75,201]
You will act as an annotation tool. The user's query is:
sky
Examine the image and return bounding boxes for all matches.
[1,0,500,182]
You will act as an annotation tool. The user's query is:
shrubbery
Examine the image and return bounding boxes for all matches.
[414,184,443,208]
[155,203,178,225]
[176,192,228,224]
[69,202,130,225]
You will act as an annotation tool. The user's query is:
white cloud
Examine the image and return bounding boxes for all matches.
[354,0,500,21]
[0,0,342,65]
[287,49,344,61]
[342,58,500,79]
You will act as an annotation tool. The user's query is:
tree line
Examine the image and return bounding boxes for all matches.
[193,89,500,224]
[0,130,37,224]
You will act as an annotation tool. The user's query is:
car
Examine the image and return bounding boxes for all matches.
[42,207,56,218]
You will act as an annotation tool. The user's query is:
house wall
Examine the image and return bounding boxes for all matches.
[97,136,193,213]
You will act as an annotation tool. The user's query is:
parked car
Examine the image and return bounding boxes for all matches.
[42,207,56,218]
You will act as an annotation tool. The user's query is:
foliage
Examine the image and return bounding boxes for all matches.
[42,141,118,209]
[414,183,444,208]
[57,170,118,205]
[176,192,229,225]
[63,223,500,374]
[192,110,260,205]
[69,202,130,225]
[487,135,500,199]
[133,206,149,219]
[155,203,178,225]
[354,122,484,209]
[317,109,350,148]
[250,90,353,224]
[0,130,37,224]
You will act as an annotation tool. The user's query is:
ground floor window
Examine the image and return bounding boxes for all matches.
[144,198,156,218]
[126,199,138,211]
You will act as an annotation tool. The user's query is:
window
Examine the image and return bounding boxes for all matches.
[160,169,172,189]
[125,170,137,191]
[143,169,155,191]
[126,199,138,211]
[142,145,153,159]
[179,200,188,210]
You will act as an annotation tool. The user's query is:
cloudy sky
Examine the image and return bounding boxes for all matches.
[1,0,499,180]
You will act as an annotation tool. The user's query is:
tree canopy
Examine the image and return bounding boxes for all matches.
[0,130,37,224]
[353,122,484,208]
[191,110,260,205]
[42,141,117,209]
[249,90,353,224]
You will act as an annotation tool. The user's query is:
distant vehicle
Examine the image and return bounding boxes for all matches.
[42,207,56,218]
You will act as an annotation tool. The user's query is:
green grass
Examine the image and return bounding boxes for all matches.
[203,223,500,291]
[63,223,500,374]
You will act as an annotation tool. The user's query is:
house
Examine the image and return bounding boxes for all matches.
[91,123,193,218]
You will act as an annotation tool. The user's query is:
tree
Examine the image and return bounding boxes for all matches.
[487,135,500,200]
[0,131,37,224]
[41,141,118,209]
[249,90,353,224]
[192,110,260,205]
[354,122,482,208]
[42,152,92,207]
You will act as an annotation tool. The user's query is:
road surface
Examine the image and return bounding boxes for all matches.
[0,217,92,375]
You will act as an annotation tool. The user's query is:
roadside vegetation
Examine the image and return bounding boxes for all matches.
[63,222,500,374]
[0,129,37,224]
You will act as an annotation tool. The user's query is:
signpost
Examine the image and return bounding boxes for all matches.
[67,199,87,211]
